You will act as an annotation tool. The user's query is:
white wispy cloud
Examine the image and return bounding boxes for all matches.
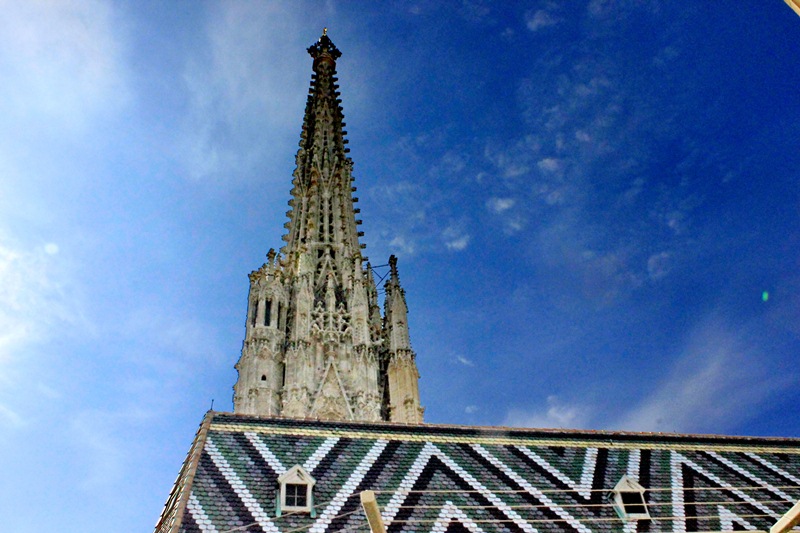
[0,1,121,439]
[525,7,562,32]
[537,157,563,174]
[505,395,592,429]
[372,181,427,257]
[0,238,85,363]
[502,315,792,435]
[487,197,515,213]
[612,317,784,434]
[487,197,527,234]
[0,236,90,434]
[586,0,659,20]
[0,403,24,429]
[533,220,643,304]
[459,0,492,23]
[368,145,476,258]
[456,355,475,367]
[0,0,129,132]
[443,226,470,252]
[484,136,539,180]
[0,0,131,226]
[389,235,417,256]
[504,217,526,234]
[646,251,672,280]
[181,2,324,182]
[479,17,707,301]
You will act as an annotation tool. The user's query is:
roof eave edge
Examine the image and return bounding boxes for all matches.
[155,410,217,533]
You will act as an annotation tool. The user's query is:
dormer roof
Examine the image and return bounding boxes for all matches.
[278,464,316,487]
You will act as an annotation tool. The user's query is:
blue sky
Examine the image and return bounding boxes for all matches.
[1,2,799,532]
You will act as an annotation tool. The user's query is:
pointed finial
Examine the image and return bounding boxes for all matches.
[388,255,399,282]
[308,29,341,60]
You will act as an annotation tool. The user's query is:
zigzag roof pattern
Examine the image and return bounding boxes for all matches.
[155,413,800,533]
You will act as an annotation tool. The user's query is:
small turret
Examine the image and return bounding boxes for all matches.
[384,255,410,351]
[382,255,424,424]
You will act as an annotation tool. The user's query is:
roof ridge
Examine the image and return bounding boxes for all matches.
[209,411,800,447]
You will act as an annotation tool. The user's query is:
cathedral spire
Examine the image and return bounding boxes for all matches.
[282,30,360,273]
[233,33,423,424]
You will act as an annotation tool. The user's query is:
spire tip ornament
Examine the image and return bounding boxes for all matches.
[308,29,341,61]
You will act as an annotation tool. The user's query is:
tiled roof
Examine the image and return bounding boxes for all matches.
[155,412,800,533]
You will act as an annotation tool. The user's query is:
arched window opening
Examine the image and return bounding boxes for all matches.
[250,300,258,327]
[264,299,272,327]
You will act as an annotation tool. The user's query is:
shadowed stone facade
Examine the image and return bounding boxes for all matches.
[232,32,423,424]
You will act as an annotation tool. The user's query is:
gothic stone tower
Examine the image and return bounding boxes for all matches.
[232,32,423,424]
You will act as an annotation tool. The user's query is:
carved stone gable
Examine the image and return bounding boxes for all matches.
[311,362,353,420]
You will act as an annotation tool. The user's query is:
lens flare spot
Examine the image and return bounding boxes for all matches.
[762,291,769,302]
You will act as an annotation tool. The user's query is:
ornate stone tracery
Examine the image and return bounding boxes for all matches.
[232,32,423,424]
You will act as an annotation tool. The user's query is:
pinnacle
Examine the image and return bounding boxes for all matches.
[388,255,400,285]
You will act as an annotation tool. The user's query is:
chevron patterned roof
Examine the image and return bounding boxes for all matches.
[154,413,800,533]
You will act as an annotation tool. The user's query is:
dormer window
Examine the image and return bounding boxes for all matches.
[277,465,316,516]
[610,475,650,521]
[285,483,307,507]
